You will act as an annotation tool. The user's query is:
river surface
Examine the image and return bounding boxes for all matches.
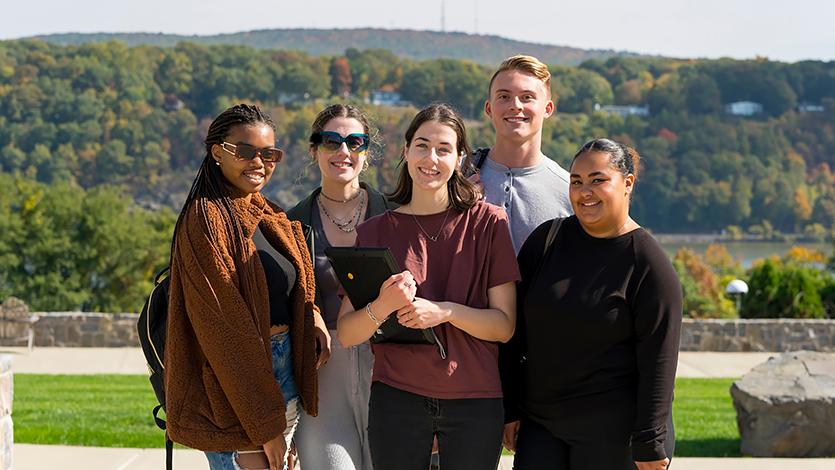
[659,241,832,268]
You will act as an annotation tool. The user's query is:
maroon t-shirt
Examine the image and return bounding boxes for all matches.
[355,201,520,399]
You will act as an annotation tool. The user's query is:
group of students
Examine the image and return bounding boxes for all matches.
[163,55,682,470]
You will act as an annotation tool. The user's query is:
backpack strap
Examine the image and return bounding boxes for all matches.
[152,405,172,470]
[464,148,490,178]
[474,147,489,170]
[152,404,166,430]
[165,433,173,470]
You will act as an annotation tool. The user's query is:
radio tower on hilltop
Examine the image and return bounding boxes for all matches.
[441,0,446,33]
[474,0,479,34]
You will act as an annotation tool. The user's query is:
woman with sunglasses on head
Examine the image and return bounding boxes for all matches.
[165,104,329,470]
[501,139,681,470]
[287,104,396,470]
[336,103,520,470]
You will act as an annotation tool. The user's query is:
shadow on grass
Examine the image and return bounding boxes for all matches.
[675,438,741,457]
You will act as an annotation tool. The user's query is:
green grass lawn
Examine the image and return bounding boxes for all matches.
[673,378,740,457]
[13,374,163,448]
[13,375,741,456]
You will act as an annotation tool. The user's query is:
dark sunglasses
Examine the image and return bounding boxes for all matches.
[310,131,370,152]
[220,142,284,163]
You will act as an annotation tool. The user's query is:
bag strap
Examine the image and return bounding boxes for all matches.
[152,404,166,430]
[542,217,563,259]
[152,405,172,470]
[165,434,173,470]
[474,147,489,170]
[534,217,564,280]
[463,148,490,178]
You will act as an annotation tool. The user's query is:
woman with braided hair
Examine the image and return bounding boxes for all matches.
[165,104,330,470]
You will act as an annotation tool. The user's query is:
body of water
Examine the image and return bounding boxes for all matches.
[659,241,832,268]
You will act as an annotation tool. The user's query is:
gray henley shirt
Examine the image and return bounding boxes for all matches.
[479,154,573,253]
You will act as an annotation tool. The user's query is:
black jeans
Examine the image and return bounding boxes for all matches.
[368,382,504,470]
[513,417,675,470]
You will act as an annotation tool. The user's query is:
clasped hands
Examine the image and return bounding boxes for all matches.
[374,271,450,328]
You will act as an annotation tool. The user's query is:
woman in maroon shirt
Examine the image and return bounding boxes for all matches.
[336,103,520,470]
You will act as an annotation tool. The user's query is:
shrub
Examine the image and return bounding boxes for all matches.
[741,258,826,319]
[673,248,737,318]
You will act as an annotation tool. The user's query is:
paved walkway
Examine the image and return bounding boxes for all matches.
[5,348,832,469]
[0,347,779,378]
[13,445,835,470]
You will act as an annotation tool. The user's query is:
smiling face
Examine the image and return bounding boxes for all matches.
[485,70,554,143]
[211,123,277,196]
[405,120,462,194]
[569,150,634,237]
[313,116,368,186]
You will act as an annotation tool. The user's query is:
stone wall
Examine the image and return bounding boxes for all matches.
[0,356,12,470]
[681,319,835,352]
[4,313,835,351]
[30,312,139,347]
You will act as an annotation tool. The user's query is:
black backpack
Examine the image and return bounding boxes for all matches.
[463,147,490,177]
[137,267,173,470]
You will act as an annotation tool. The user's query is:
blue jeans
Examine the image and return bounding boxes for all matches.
[205,330,300,470]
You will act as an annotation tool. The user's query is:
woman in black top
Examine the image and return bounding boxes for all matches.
[501,138,682,470]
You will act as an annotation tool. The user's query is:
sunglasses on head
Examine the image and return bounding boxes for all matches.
[220,142,284,163]
[311,131,370,152]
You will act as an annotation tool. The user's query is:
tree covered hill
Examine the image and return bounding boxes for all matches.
[1,38,835,312]
[0,39,834,236]
[28,28,643,66]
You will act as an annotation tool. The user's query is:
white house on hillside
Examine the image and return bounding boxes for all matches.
[724,101,763,116]
[370,91,404,106]
[798,103,825,113]
[593,103,650,117]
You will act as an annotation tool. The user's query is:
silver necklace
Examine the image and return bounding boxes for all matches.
[320,189,361,204]
[318,191,366,233]
[411,208,451,242]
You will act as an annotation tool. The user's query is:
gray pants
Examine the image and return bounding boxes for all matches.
[296,330,374,470]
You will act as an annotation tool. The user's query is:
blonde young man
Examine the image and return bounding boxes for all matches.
[475,55,572,253]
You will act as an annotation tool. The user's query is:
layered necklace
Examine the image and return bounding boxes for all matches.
[318,189,366,233]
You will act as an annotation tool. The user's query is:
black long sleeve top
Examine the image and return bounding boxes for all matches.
[501,216,682,461]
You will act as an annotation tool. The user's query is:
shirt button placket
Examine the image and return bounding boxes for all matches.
[504,172,512,209]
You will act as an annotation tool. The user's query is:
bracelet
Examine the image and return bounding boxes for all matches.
[365,302,382,327]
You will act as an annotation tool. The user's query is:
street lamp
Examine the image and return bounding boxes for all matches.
[725,279,749,315]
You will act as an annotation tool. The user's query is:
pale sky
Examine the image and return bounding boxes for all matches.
[3,0,834,62]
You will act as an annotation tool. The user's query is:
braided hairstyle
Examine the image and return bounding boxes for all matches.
[172,104,276,312]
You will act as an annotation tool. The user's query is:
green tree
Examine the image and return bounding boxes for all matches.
[155,51,193,96]
[0,174,174,311]
[550,66,613,113]
[684,74,722,115]
[329,56,352,97]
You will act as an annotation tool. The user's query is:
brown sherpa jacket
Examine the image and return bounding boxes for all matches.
[164,192,319,451]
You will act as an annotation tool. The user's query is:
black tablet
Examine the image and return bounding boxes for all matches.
[324,247,437,346]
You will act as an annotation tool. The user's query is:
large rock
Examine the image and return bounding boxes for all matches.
[730,351,835,457]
